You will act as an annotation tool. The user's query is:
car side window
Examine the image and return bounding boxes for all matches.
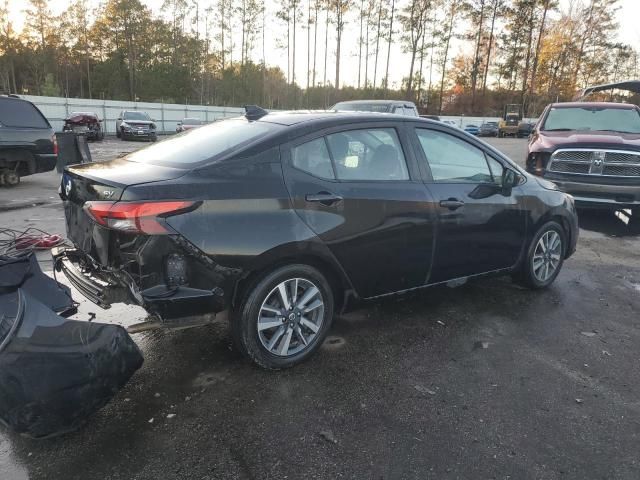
[291,137,335,179]
[404,107,417,117]
[326,128,409,181]
[416,128,492,183]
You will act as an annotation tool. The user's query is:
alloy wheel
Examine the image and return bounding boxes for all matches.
[532,230,562,283]
[257,278,325,357]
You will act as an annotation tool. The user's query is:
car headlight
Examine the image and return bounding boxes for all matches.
[150,123,156,130]
[121,122,131,131]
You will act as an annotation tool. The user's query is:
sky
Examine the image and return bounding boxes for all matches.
[6,0,640,90]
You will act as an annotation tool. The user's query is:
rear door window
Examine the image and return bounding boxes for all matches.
[326,128,409,181]
[0,99,50,128]
[291,137,335,179]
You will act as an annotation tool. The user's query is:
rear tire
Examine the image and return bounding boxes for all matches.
[231,264,334,369]
[513,221,566,289]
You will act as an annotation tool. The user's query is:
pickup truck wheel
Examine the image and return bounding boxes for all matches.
[232,264,334,370]
[513,221,565,289]
[1,171,20,187]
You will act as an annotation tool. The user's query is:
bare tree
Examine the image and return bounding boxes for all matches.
[399,0,431,98]
[330,0,351,89]
[438,0,458,113]
[371,0,387,90]
[481,0,503,96]
[383,0,395,93]
[468,0,486,111]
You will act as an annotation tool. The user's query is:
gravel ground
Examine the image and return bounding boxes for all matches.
[1,137,639,480]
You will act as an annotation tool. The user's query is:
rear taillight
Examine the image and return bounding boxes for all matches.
[84,201,196,234]
[52,133,58,155]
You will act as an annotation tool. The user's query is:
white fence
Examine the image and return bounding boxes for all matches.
[22,94,537,134]
[22,95,244,135]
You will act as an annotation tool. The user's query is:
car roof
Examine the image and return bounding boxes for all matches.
[255,110,424,127]
[0,95,31,104]
[334,99,416,106]
[550,101,637,109]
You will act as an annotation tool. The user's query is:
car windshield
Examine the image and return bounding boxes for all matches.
[183,118,201,125]
[124,111,151,121]
[332,102,391,113]
[481,123,494,128]
[127,117,278,168]
[542,106,640,134]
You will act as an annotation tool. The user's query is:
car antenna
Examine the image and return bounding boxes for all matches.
[244,105,268,121]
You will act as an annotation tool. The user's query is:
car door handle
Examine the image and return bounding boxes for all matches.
[305,192,343,206]
[439,199,465,210]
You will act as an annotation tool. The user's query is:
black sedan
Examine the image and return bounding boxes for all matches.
[54,108,578,369]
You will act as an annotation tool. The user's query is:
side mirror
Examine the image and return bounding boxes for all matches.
[117,117,122,121]
[502,168,518,195]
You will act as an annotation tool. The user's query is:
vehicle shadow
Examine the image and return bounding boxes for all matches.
[578,208,640,237]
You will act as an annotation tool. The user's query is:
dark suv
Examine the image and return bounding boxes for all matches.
[0,95,57,186]
[527,102,640,212]
[54,109,578,369]
[116,110,157,141]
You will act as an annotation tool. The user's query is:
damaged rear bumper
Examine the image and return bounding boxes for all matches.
[52,246,128,309]
[0,253,143,438]
[52,246,226,320]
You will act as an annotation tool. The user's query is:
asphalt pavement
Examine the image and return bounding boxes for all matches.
[1,137,639,480]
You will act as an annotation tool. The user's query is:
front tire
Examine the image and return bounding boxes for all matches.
[514,221,566,289]
[231,264,334,369]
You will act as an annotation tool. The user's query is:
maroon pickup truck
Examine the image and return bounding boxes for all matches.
[526,101,640,213]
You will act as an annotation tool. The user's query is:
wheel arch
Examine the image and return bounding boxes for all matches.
[532,210,573,257]
[231,244,356,314]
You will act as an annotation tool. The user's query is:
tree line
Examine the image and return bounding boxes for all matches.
[0,0,636,116]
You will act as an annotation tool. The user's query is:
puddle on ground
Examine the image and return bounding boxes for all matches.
[192,369,231,389]
[321,336,346,350]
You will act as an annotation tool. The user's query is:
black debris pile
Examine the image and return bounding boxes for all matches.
[0,252,143,438]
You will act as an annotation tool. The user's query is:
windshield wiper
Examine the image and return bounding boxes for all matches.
[596,129,638,134]
[542,128,573,132]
